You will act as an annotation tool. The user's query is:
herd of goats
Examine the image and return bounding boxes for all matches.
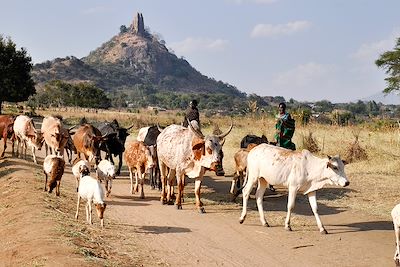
[1,113,400,265]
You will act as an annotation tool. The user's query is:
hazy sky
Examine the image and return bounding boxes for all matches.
[1,0,399,103]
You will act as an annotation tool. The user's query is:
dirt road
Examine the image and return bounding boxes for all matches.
[0,147,395,266]
[107,173,394,267]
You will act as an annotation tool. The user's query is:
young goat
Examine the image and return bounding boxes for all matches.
[75,175,107,228]
[96,159,116,197]
[72,159,90,192]
[43,155,65,196]
[392,203,400,266]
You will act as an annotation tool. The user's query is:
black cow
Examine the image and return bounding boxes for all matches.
[137,126,162,190]
[97,119,133,175]
[240,134,269,149]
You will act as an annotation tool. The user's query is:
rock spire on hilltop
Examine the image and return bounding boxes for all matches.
[131,12,145,35]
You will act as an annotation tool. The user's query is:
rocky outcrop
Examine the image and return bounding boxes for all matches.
[131,12,145,36]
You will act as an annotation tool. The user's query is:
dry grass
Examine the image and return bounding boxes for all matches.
[35,108,400,219]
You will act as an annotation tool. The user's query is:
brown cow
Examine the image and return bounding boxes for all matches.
[13,115,44,164]
[124,141,155,199]
[72,124,108,167]
[0,115,15,158]
[230,143,258,196]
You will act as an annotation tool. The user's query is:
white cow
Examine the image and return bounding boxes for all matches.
[157,122,232,213]
[41,116,70,156]
[239,144,349,234]
[13,115,44,164]
[391,204,400,266]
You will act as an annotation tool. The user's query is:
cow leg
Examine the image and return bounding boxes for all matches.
[139,170,145,199]
[194,177,205,213]
[31,146,38,164]
[134,170,139,193]
[56,180,61,196]
[1,137,6,158]
[230,174,238,195]
[129,167,134,194]
[166,169,176,205]
[149,166,155,189]
[44,171,48,192]
[394,222,400,265]
[308,191,327,234]
[156,165,162,191]
[285,186,298,231]
[175,172,184,209]
[239,175,257,224]
[108,179,112,196]
[159,162,168,204]
[256,178,269,227]
[116,153,122,176]
[75,195,80,220]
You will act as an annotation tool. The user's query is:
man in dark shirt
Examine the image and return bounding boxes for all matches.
[183,99,200,128]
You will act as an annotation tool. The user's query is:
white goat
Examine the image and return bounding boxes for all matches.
[71,159,90,192]
[96,159,116,197]
[75,175,107,228]
[392,203,400,266]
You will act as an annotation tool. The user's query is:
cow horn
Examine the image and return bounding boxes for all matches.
[216,120,233,139]
[187,119,204,139]
[68,125,77,131]
[157,123,164,133]
[126,124,135,130]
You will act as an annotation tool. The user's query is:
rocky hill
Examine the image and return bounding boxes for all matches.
[32,13,245,99]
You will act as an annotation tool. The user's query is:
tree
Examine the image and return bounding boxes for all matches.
[0,36,35,114]
[375,37,400,93]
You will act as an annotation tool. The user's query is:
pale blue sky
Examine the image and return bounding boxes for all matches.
[1,0,399,103]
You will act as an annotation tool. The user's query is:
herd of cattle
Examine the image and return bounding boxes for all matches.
[0,114,399,264]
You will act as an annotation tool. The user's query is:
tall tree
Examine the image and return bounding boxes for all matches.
[0,36,36,114]
[375,37,400,93]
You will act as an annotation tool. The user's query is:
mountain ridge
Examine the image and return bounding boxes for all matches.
[32,12,245,99]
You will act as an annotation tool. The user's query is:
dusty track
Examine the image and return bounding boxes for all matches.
[0,146,396,266]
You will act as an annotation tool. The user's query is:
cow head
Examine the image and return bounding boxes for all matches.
[144,145,156,173]
[95,203,107,228]
[325,155,349,187]
[29,130,45,150]
[51,127,70,154]
[188,120,233,172]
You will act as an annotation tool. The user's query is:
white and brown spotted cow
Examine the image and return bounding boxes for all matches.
[157,121,232,213]
[13,115,44,164]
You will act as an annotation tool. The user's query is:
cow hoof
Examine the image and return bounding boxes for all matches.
[140,195,145,199]
[167,200,174,205]
[161,200,167,205]
[239,216,246,224]
[262,222,270,227]
[198,207,206,214]
[176,205,182,210]
[320,229,328,235]
[285,226,292,231]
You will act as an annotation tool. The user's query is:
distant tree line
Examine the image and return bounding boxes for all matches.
[27,80,111,110]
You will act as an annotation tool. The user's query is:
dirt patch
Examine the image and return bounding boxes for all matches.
[0,147,397,266]
[0,154,152,266]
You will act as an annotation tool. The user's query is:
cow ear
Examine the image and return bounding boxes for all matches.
[192,137,205,160]
[327,155,332,160]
